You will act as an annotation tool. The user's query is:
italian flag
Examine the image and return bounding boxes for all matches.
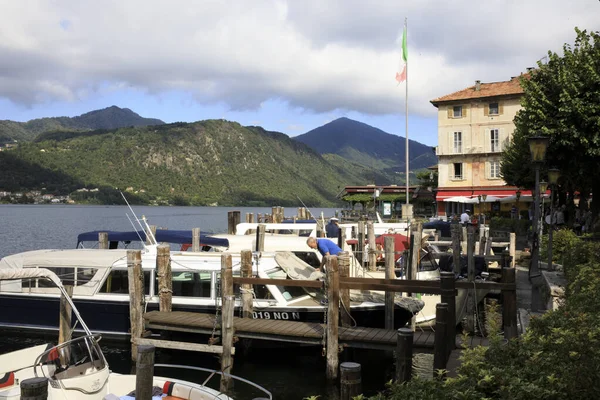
[395,24,407,83]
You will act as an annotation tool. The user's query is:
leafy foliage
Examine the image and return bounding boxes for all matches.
[501,28,600,215]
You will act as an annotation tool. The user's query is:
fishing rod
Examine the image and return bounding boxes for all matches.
[296,196,316,221]
[120,191,157,245]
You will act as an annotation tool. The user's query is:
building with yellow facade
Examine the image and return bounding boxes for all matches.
[431,75,532,218]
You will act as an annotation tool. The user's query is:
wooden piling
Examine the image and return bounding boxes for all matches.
[220,253,235,393]
[466,225,476,334]
[340,362,362,400]
[440,271,456,354]
[99,231,109,250]
[357,221,366,266]
[509,232,516,267]
[157,244,172,312]
[326,255,340,381]
[384,236,396,330]
[367,221,377,271]
[20,377,48,400]
[240,250,253,319]
[227,211,241,235]
[478,235,487,256]
[395,327,413,383]
[409,222,421,281]
[146,225,157,245]
[502,266,518,339]
[135,344,155,400]
[255,224,265,252]
[338,252,351,328]
[338,225,346,250]
[451,223,461,275]
[192,227,201,252]
[58,285,73,345]
[433,303,448,378]
[127,250,144,362]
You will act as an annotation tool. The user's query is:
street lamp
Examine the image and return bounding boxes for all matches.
[547,168,561,271]
[528,135,549,281]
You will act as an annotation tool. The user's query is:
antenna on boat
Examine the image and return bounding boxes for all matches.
[296,196,316,221]
[121,191,157,245]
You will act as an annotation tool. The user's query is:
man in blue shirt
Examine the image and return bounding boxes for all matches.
[306,237,343,271]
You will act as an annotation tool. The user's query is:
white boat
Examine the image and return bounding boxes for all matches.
[0,268,271,400]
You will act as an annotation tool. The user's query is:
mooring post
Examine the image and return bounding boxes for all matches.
[479,235,487,256]
[409,222,421,330]
[255,224,265,252]
[340,362,362,400]
[338,252,351,328]
[157,244,172,312]
[451,223,461,275]
[20,377,48,400]
[99,231,109,250]
[325,255,340,382]
[440,271,456,355]
[227,211,241,235]
[135,344,155,400]
[192,227,201,252]
[127,250,144,362]
[58,285,73,345]
[220,253,235,393]
[395,327,413,383]
[466,225,476,334]
[338,225,345,249]
[240,250,254,318]
[509,232,516,267]
[357,221,365,267]
[367,221,377,271]
[485,235,493,256]
[502,266,518,339]
[433,303,449,378]
[146,224,157,245]
[384,236,396,330]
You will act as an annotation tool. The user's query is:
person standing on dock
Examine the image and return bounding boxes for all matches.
[306,237,342,272]
[325,217,340,238]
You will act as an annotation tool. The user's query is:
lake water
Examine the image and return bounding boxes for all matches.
[0,204,403,399]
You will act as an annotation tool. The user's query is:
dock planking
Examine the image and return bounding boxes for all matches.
[144,311,437,350]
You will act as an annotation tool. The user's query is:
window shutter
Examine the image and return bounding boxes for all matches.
[461,106,467,118]
[485,161,490,179]
[499,128,506,151]
[484,129,490,152]
[484,104,489,117]
[447,107,453,119]
[448,131,453,155]
[498,103,504,115]
[449,163,454,180]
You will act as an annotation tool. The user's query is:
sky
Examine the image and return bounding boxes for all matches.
[1,0,599,146]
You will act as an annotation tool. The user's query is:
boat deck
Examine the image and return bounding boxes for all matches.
[144,311,436,350]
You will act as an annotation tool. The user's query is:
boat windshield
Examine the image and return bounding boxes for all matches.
[35,334,106,380]
[265,268,311,302]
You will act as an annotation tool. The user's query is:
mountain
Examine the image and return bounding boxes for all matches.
[0,106,164,144]
[293,117,437,176]
[0,120,372,206]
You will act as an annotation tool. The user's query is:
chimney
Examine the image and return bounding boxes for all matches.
[475,80,481,91]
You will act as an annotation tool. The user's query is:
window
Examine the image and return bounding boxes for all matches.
[490,129,500,152]
[489,102,499,115]
[489,161,501,179]
[99,269,151,295]
[37,267,98,288]
[169,271,212,298]
[453,105,462,118]
[453,132,462,153]
[452,163,463,180]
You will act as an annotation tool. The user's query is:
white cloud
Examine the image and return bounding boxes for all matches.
[0,0,598,117]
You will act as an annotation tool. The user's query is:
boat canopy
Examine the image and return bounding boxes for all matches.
[0,249,128,270]
[76,230,229,248]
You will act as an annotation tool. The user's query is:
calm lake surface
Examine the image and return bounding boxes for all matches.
[0,204,402,399]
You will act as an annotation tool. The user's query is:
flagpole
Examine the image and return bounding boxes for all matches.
[404,17,409,206]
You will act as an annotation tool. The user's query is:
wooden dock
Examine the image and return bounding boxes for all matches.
[144,310,436,350]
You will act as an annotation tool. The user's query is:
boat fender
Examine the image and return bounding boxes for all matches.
[0,372,15,388]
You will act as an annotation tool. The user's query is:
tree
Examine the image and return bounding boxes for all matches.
[502,28,600,217]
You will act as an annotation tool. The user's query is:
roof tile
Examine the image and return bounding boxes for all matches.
[431,76,526,105]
